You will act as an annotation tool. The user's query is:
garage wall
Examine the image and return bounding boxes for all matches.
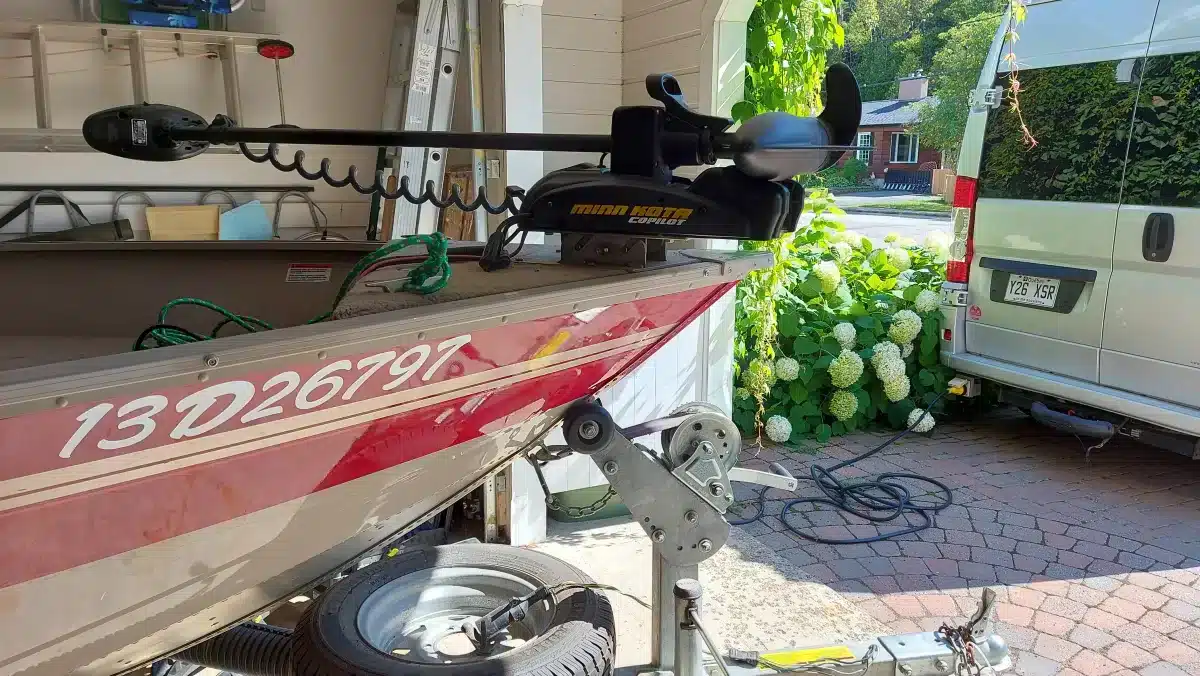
[541,0,622,173]
[0,0,395,241]
[622,0,704,107]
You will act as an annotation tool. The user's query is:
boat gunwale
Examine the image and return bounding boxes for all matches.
[0,249,767,418]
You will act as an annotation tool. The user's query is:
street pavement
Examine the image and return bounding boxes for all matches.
[801,210,951,247]
[737,411,1200,676]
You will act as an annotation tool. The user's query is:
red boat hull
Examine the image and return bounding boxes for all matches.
[0,282,734,676]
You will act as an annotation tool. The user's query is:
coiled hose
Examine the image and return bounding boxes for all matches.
[173,622,293,676]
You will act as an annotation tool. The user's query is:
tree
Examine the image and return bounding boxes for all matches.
[912,12,1002,164]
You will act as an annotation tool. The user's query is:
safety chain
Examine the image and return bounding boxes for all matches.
[938,623,982,676]
[526,444,620,519]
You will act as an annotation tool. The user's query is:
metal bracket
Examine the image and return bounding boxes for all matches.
[970,86,1005,110]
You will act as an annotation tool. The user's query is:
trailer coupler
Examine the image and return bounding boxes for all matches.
[546,399,1012,676]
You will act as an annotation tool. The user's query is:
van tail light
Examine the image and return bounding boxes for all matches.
[946,176,978,283]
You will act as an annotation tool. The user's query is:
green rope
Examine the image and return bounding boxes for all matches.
[134,233,451,351]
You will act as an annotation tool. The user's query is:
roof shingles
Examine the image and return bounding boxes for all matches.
[859,97,936,127]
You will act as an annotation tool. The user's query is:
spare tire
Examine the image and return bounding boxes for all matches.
[292,544,615,676]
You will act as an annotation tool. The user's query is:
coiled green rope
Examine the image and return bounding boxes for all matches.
[135,233,451,351]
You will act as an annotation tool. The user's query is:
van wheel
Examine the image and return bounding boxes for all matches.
[291,544,615,676]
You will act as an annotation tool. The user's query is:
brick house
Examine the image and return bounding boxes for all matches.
[840,75,942,180]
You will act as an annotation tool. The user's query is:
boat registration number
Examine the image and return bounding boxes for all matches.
[1003,275,1059,308]
[58,334,472,460]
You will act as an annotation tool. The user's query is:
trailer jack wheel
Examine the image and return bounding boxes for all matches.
[291,544,615,676]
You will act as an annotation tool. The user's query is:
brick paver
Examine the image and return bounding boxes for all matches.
[736,412,1200,675]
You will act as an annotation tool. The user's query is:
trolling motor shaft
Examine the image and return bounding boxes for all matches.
[81,66,864,258]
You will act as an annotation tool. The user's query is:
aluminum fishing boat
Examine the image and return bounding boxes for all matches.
[0,65,875,675]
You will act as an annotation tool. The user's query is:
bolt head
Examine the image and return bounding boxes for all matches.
[899,664,913,676]
[698,538,713,552]
[698,441,714,455]
[578,420,601,441]
[603,460,619,475]
[651,528,666,543]
[934,658,949,671]
[684,510,698,524]
[709,483,724,497]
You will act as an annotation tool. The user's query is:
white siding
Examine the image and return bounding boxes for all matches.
[0,0,395,241]
[542,0,622,173]
[622,0,704,106]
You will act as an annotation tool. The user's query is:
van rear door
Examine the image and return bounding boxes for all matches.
[962,0,1155,383]
[1100,1,1200,408]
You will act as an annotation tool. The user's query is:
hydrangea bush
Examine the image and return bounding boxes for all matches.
[734,190,954,444]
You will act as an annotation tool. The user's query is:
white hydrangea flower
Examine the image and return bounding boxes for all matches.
[813,261,842,294]
[888,310,923,345]
[775,356,801,382]
[735,387,751,400]
[831,241,853,263]
[884,374,911,402]
[902,342,914,359]
[829,349,865,389]
[884,232,900,243]
[833,322,858,350]
[871,342,905,383]
[914,289,940,313]
[887,247,912,272]
[764,415,793,443]
[839,230,866,250]
[742,358,776,393]
[924,231,950,262]
[907,407,936,433]
[829,389,858,422]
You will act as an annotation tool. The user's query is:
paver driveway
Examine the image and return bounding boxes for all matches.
[736,410,1200,676]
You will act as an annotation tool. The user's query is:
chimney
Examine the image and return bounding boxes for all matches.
[898,74,929,101]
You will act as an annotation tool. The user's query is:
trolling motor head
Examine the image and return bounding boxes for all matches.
[80,65,861,264]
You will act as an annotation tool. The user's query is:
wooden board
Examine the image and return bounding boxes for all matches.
[439,167,476,241]
[145,205,220,241]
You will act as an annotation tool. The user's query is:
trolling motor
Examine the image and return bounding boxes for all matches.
[81,65,862,268]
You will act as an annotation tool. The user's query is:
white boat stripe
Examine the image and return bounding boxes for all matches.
[0,330,668,510]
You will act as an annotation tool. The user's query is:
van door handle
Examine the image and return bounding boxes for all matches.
[1142,212,1174,262]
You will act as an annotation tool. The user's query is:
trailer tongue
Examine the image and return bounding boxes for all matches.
[0,65,1009,676]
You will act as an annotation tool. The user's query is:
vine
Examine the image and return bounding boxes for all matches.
[1003,0,1036,147]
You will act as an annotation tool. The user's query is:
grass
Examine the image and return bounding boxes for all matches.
[856,199,953,214]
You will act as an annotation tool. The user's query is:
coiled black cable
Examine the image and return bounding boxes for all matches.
[729,396,951,545]
[235,133,525,215]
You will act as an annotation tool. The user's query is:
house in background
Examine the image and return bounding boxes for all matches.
[840,75,942,184]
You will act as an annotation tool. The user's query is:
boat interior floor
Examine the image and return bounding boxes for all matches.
[0,240,711,374]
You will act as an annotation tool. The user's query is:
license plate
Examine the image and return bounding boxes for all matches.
[1003,274,1060,308]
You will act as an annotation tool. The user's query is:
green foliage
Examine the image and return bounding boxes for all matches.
[841,157,870,183]
[734,189,951,443]
[734,0,846,123]
[913,12,1002,162]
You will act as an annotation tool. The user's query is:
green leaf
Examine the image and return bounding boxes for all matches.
[919,350,938,367]
[800,275,824,298]
[921,333,938,355]
[855,389,871,413]
[860,238,874,253]
[832,421,845,436]
[820,336,842,355]
[849,302,868,317]
[792,336,820,355]
[814,354,835,369]
[788,381,809,402]
[867,274,887,291]
[845,417,858,432]
[903,285,923,302]
[733,408,756,433]
[815,424,833,443]
[779,313,802,338]
[730,100,758,123]
[919,370,936,387]
[857,330,877,347]
[795,400,822,418]
[854,316,876,329]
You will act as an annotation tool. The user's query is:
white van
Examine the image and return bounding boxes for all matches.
[940,0,1200,456]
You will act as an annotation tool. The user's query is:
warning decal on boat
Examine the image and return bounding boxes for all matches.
[286,263,333,283]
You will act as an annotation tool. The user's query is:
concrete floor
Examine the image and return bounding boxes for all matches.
[527,516,885,673]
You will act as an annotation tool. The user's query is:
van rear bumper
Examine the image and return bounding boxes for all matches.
[946,351,1200,438]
